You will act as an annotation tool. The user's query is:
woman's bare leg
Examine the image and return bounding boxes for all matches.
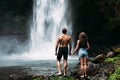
[83,57,87,77]
[80,58,84,77]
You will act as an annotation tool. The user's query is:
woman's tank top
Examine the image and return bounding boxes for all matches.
[79,38,87,48]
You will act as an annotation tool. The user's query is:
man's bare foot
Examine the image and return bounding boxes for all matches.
[56,73,62,76]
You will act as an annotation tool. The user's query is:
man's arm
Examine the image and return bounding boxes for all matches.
[72,40,79,54]
[68,37,72,55]
[55,38,59,55]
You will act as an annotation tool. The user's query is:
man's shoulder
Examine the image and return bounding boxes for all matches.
[58,35,62,38]
[57,35,62,40]
[67,35,71,39]
[58,34,71,39]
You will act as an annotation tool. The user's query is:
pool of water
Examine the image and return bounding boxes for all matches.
[0,59,78,80]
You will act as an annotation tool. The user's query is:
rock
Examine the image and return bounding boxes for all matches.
[8,74,33,80]
[112,44,120,53]
[106,51,115,58]
[87,62,100,76]
[9,74,18,80]
[92,54,106,63]
[70,68,80,78]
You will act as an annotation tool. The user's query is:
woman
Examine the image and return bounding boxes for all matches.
[72,32,90,78]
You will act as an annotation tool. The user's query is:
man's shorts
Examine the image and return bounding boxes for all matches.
[57,47,68,61]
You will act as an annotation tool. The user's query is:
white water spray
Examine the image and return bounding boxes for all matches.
[27,0,72,60]
[0,0,72,61]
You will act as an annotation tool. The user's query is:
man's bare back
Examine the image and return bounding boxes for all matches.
[55,28,72,55]
[58,34,71,47]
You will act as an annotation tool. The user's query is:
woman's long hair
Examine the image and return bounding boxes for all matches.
[79,32,88,48]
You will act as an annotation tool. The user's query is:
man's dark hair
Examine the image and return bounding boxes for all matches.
[62,28,67,34]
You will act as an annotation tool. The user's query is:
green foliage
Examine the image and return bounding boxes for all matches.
[49,76,74,80]
[106,54,120,80]
[117,54,120,57]
[109,67,120,80]
[104,58,114,63]
[104,57,119,63]
[33,76,75,80]
[104,54,120,63]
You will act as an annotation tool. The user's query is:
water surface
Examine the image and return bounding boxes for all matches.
[0,59,78,80]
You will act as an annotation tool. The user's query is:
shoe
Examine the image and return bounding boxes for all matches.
[56,73,62,76]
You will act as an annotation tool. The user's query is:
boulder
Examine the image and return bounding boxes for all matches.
[106,51,115,58]
[87,62,100,76]
[112,44,120,53]
[92,54,106,63]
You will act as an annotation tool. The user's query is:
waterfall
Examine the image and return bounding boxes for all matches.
[0,0,72,61]
[28,0,72,60]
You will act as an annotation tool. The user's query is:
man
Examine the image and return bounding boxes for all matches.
[55,28,72,76]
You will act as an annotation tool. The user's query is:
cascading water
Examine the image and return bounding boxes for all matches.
[28,0,72,60]
[0,0,72,61]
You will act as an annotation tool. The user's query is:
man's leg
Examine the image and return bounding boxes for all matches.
[63,48,68,76]
[63,59,67,76]
[56,48,62,75]
[57,60,62,75]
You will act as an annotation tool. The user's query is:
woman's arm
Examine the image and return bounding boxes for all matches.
[72,40,80,54]
[68,37,72,55]
[86,41,90,50]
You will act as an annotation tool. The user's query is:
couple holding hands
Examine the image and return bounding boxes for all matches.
[55,28,90,78]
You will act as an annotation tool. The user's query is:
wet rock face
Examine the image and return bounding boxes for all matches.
[88,63,115,80]
[0,0,33,16]
[9,74,33,80]
[0,0,33,35]
[87,62,100,76]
